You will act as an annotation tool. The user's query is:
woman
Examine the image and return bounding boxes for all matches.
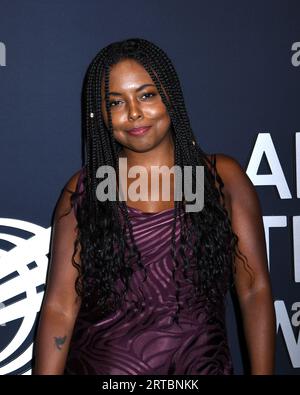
[33,38,276,375]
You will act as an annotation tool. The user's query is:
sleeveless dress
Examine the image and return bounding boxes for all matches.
[64,159,234,375]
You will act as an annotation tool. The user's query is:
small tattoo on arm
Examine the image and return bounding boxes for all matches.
[54,335,67,350]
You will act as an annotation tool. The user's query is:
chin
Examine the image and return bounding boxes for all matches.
[116,129,172,153]
[128,144,156,154]
[116,139,155,153]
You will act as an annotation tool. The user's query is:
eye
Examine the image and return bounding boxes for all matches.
[141,92,156,100]
[109,100,121,107]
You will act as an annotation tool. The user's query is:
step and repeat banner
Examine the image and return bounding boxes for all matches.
[0,0,299,375]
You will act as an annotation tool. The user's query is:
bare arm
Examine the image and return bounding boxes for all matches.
[33,170,82,375]
[216,154,276,375]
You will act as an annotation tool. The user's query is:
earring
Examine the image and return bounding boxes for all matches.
[192,140,195,146]
[90,112,94,118]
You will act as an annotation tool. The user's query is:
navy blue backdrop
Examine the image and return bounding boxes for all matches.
[0,0,299,375]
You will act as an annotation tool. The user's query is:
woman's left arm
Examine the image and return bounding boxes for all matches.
[217,154,276,375]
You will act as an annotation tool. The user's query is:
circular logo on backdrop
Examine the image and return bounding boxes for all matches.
[0,218,50,375]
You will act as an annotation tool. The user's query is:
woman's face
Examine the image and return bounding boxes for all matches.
[100,58,172,154]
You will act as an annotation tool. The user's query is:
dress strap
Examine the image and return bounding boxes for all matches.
[76,166,86,194]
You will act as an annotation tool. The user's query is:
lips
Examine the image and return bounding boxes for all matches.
[127,126,151,136]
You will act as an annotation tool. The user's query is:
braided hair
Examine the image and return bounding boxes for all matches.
[70,38,249,325]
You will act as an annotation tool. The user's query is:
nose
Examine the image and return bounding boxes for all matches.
[128,100,143,121]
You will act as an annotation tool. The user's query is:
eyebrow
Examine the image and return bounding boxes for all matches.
[108,84,156,96]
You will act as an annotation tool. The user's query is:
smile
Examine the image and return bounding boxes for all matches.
[127,126,151,136]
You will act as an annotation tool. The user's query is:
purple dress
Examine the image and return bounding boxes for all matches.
[64,169,234,375]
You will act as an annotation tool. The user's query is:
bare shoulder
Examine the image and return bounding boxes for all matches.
[214,153,244,188]
[63,169,83,194]
[213,153,259,210]
[54,168,83,222]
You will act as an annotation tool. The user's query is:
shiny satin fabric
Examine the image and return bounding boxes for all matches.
[64,177,234,374]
